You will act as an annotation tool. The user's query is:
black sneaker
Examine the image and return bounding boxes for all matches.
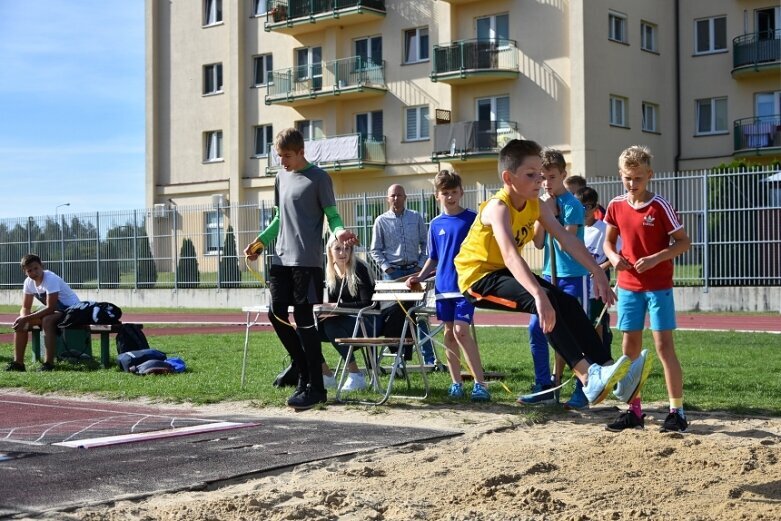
[606,411,645,432]
[273,363,299,388]
[37,363,54,372]
[5,361,26,372]
[287,387,327,410]
[660,411,688,433]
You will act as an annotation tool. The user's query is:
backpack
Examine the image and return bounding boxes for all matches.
[59,301,123,329]
[117,348,167,372]
[115,324,150,354]
[133,359,174,375]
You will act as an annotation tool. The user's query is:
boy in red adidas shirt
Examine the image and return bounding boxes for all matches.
[603,145,691,433]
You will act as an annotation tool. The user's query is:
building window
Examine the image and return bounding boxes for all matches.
[252,0,266,16]
[476,14,509,41]
[295,47,322,90]
[609,11,628,43]
[203,63,223,94]
[253,54,273,86]
[205,211,223,253]
[405,106,430,141]
[641,21,657,52]
[642,102,658,132]
[355,36,382,68]
[404,27,429,64]
[609,96,628,127]
[476,96,510,128]
[296,120,324,141]
[696,97,728,134]
[204,130,223,161]
[356,111,383,140]
[254,125,273,156]
[694,16,726,54]
[204,0,222,26]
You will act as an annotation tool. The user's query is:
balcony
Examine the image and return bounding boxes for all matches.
[432,121,520,161]
[265,57,386,106]
[266,134,386,175]
[733,116,781,156]
[732,29,781,78]
[265,0,386,36]
[431,39,519,84]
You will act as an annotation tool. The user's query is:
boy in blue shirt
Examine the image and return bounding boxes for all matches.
[406,170,489,401]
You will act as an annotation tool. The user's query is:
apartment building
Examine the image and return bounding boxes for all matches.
[145,0,781,211]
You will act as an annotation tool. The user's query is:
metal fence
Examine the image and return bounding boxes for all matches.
[1,168,779,289]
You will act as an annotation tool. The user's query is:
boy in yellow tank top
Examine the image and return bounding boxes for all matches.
[454,139,630,405]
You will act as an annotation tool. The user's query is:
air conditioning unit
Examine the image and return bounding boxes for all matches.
[153,203,168,218]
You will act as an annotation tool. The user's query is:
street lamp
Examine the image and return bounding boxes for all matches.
[55,203,70,220]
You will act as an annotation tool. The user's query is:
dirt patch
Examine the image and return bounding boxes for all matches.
[53,400,780,521]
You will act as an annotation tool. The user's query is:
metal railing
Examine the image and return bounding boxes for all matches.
[733,115,781,151]
[266,133,386,174]
[266,56,386,104]
[431,38,519,79]
[433,121,520,158]
[265,0,386,25]
[733,29,781,70]
[1,168,779,289]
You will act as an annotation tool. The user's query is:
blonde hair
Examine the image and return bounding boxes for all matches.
[618,145,653,170]
[324,235,363,299]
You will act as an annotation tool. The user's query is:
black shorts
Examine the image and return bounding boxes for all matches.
[269,265,324,306]
[464,268,541,313]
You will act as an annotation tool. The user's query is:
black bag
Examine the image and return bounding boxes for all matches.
[59,301,123,329]
[117,348,167,372]
[132,359,174,375]
[116,324,150,354]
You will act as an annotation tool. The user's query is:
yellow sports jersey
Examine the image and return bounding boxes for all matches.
[455,188,539,291]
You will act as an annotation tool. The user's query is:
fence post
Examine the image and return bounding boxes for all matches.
[95,212,101,288]
[362,192,368,249]
[216,203,223,289]
[59,216,65,280]
[133,209,139,290]
[702,169,709,292]
[172,208,178,291]
[27,216,33,253]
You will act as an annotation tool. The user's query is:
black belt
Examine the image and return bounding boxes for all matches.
[392,263,418,269]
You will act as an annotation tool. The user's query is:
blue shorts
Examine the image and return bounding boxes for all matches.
[436,297,475,324]
[617,287,676,331]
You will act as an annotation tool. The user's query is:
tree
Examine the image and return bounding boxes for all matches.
[219,225,241,288]
[135,225,157,288]
[177,238,199,289]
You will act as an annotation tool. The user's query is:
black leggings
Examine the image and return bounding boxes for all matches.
[268,301,324,392]
[465,269,610,369]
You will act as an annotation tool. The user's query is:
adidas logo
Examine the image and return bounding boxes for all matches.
[438,228,446,235]
[643,215,655,227]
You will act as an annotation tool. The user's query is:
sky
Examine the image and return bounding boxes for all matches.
[0,1,145,220]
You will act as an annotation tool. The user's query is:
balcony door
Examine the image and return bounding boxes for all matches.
[296,47,322,91]
[755,7,780,39]
[476,96,510,149]
[475,14,509,68]
[356,111,383,141]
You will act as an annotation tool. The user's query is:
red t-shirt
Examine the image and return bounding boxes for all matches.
[604,194,683,291]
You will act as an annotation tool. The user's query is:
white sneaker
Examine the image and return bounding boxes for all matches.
[323,374,337,389]
[340,372,367,392]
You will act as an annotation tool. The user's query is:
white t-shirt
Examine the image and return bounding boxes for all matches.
[23,270,81,309]
[584,219,608,265]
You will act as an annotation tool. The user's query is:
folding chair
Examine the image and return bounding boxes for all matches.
[334,281,430,405]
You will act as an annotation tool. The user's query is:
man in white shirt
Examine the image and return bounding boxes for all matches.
[7,254,81,372]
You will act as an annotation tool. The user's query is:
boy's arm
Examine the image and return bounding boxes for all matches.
[406,258,436,288]
[482,200,557,333]
[324,205,358,245]
[604,224,632,272]
[243,207,280,260]
[634,227,691,274]
[12,293,56,330]
[369,218,389,272]
[532,221,545,249]
[539,203,616,306]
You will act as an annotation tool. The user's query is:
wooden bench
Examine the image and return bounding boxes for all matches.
[28,323,142,369]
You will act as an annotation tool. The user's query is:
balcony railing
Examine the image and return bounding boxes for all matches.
[733,115,781,153]
[266,56,386,105]
[267,134,386,174]
[431,39,519,82]
[732,29,781,73]
[433,121,520,159]
[265,0,386,32]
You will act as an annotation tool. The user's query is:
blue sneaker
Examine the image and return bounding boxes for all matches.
[614,349,653,403]
[471,382,491,402]
[564,379,589,410]
[517,383,558,405]
[448,382,465,398]
[583,355,630,405]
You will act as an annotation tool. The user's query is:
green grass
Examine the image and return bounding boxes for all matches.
[1,327,779,415]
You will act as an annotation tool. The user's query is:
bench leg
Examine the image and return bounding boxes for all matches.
[31,330,42,364]
[100,333,111,368]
